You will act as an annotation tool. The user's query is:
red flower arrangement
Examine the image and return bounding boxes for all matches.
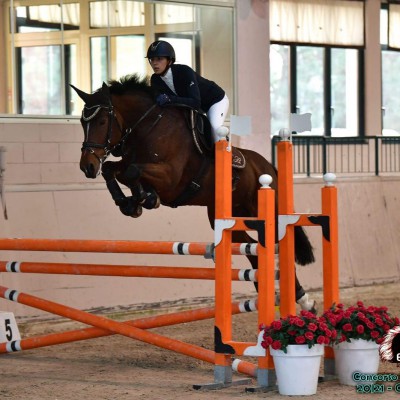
[261,310,333,353]
[321,301,399,345]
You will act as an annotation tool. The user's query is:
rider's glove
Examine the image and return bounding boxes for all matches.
[156,94,171,106]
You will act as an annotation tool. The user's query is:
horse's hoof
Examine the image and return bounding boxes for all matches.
[118,197,142,218]
[297,293,318,314]
[131,205,143,218]
[142,192,160,210]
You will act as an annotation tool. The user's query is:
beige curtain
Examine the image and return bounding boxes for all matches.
[90,1,144,28]
[389,3,400,49]
[270,0,364,46]
[29,4,80,26]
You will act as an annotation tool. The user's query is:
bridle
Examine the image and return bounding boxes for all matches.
[81,100,161,164]
[81,104,116,164]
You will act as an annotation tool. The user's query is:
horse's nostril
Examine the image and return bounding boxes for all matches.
[87,163,98,178]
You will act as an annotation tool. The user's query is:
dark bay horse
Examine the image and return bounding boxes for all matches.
[71,74,316,311]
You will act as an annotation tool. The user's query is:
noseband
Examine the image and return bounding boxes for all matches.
[81,102,160,162]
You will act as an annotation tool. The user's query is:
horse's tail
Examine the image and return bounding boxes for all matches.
[294,226,315,265]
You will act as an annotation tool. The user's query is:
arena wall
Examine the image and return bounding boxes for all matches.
[1,119,399,319]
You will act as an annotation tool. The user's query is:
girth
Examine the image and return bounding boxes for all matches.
[163,156,212,208]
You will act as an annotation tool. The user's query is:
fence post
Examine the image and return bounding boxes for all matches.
[321,172,339,375]
[214,136,233,383]
[375,136,379,176]
[277,129,296,316]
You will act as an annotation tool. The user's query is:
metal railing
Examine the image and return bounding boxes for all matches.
[271,135,400,177]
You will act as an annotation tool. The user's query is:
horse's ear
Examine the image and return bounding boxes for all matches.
[101,82,110,95]
[70,84,91,104]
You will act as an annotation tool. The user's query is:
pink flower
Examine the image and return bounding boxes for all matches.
[317,335,326,344]
[271,320,282,330]
[263,336,273,346]
[308,323,317,332]
[371,330,380,339]
[343,323,353,332]
[294,318,305,328]
[295,336,306,344]
[356,325,365,334]
[324,329,333,338]
[305,331,314,341]
[271,340,282,350]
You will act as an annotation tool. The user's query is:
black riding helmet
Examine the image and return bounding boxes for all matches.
[146,40,176,63]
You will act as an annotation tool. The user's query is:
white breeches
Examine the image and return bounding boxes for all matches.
[207,95,229,142]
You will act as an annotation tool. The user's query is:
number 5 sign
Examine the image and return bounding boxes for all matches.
[0,312,21,342]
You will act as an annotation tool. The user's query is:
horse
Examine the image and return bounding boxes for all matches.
[71,74,316,312]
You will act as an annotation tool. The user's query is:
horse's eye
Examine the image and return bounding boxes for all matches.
[99,118,107,126]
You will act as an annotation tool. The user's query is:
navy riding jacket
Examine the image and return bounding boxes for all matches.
[150,64,225,112]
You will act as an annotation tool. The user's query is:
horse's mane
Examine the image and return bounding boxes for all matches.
[107,74,156,99]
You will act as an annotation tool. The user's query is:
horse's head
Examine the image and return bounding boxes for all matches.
[71,82,123,178]
[72,75,159,179]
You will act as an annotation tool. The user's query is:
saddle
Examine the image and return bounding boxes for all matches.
[186,109,246,169]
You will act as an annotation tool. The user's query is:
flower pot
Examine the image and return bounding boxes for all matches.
[333,339,380,386]
[270,344,324,395]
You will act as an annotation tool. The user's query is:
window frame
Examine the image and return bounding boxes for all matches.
[271,41,365,138]
[3,0,234,116]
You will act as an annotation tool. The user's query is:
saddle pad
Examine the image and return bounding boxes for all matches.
[232,148,246,169]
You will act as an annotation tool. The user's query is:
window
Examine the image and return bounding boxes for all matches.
[270,44,361,137]
[270,0,364,137]
[2,0,234,116]
[381,3,400,136]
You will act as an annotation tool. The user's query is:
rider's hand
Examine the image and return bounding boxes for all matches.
[156,94,171,106]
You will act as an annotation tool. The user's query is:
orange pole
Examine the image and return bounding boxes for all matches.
[0,239,209,254]
[277,139,296,316]
[0,238,259,256]
[0,285,256,378]
[257,177,276,373]
[0,300,257,353]
[214,138,233,371]
[322,179,339,361]
[0,261,259,281]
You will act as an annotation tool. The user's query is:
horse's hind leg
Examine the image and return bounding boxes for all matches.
[231,230,317,313]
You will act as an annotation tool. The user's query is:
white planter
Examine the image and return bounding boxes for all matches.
[270,344,324,395]
[334,339,380,386]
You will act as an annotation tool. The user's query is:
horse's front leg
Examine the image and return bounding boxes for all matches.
[101,161,143,217]
[117,163,161,211]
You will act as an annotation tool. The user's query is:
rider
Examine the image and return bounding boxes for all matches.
[146,40,229,142]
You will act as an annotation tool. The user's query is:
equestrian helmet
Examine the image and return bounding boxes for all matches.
[146,40,176,63]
